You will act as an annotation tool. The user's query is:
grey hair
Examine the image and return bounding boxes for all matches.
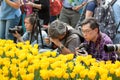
[48,20,67,38]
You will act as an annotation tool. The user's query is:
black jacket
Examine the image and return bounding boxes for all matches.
[33,0,50,25]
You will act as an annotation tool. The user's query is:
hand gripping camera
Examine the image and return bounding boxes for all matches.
[9,26,22,34]
[77,43,89,55]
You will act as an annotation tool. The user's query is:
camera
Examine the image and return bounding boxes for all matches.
[9,26,22,33]
[104,44,120,52]
[78,43,89,54]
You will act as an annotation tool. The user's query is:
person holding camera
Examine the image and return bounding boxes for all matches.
[48,20,83,55]
[25,0,50,25]
[12,14,49,49]
[76,17,117,62]
[0,0,21,40]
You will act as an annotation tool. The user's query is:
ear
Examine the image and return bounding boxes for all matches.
[94,28,98,33]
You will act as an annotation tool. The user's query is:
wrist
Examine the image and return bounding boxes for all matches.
[32,3,35,7]
[81,3,84,7]
[59,44,64,51]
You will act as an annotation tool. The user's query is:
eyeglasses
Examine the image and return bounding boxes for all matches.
[81,29,93,34]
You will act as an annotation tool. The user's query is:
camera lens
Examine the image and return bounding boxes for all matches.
[104,44,117,52]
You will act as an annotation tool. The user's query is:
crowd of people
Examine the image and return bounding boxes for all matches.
[0,0,120,62]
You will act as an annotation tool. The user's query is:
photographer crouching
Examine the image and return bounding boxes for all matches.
[12,14,50,49]
[76,17,117,62]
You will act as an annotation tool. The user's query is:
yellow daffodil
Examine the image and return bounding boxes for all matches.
[70,72,76,78]
[87,70,96,80]
[10,77,17,80]
[67,61,74,70]
[19,68,27,75]
[40,69,49,80]
[115,68,120,77]
[63,72,69,79]
[51,51,57,57]
[2,66,9,76]
[106,77,112,80]
[79,69,88,79]
[27,65,35,73]
[0,39,120,80]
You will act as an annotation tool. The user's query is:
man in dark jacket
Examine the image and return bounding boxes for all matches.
[26,0,50,25]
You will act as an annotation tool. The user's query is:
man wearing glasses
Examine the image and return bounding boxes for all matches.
[76,17,117,62]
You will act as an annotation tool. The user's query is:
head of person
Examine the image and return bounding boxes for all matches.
[24,14,36,32]
[81,17,99,42]
[48,20,67,40]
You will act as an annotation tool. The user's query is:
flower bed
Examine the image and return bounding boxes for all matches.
[0,39,120,80]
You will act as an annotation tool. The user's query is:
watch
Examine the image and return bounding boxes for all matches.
[59,45,64,51]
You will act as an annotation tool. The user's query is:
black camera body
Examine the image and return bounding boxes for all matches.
[9,26,22,33]
[104,44,120,52]
[78,43,89,54]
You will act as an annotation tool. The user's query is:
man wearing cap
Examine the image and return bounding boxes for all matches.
[48,20,83,55]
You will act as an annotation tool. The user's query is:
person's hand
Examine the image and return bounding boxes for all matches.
[12,31,21,39]
[75,47,88,56]
[72,5,80,11]
[50,38,61,47]
[44,37,50,45]
[25,1,34,6]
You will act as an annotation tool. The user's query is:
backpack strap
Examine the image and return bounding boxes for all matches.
[68,29,84,43]
[116,21,120,32]
[110,0,117,6]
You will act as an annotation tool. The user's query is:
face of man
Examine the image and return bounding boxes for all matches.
[81,23,98,42]
[24,18,33,32]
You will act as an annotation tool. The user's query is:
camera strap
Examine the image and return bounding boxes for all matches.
[89,33,101,57]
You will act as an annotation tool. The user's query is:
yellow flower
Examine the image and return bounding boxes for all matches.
[115,68,120,77]
[10,77,17,80]
[40,59,50,69]
[48,57,55,64]
[42,50,51,57]
[66,54,74,60]
[10,64,18,77]
[6,51,15,58]
[11,58,18,64]
[27,54,34,64]
[2,66,9,76]
[40,69,49,80]
[27,65,35,73]
[0,69,2,74]
[109,68,115,74]
[25,41,30,45]
[54,68,65,78]
[87,70,96,80]
[33,44,38,49]
[27,73,34,80]
[30,48,38,55]
[106,77,112,80]
[63,72,69,79]
[3,58,10,68]
[100,74,108,80]
[33,63,40,70]
[18,52,27,61]
[73,64,85,74]
[98,67,108,76]
[70,72,76,78]
[21,74,27,80]
[67,61,74,70]
[48,70,55,78]
[51,51,57,57]
[19,68,27,75]
[0,47,3,56]
[79,69,88,79]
